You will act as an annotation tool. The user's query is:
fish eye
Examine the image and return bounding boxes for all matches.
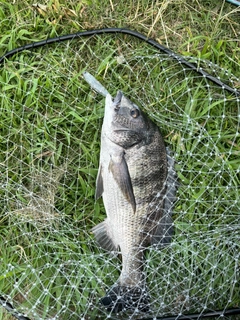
[130,108,140,118]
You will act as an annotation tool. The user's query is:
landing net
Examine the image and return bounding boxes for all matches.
[0,32,239,320]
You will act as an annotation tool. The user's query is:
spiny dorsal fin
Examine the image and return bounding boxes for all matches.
[151,147,178,247]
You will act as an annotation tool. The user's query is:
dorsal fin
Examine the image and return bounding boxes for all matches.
[151,147,178,247]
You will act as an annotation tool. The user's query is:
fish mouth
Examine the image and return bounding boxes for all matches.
[112,125,133,132]
[112,91,123,111]
[111,91,138,132]
[112,120,137,133]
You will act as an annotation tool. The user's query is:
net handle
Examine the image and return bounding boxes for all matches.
[0,296,31,320]
[0,28,239,96]
[1,294,240,320]
[146,308,240,320]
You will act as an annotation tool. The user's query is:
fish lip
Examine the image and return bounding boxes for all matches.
[112,120,135,132]
[111,91,133,130]
[113,91,123,111]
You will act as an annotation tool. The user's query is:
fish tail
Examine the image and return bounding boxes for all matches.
[100,285,150,313]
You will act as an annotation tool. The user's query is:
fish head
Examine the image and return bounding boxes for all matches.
[103,91,153,148]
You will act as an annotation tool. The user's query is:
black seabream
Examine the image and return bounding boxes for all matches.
[92,91,177,313]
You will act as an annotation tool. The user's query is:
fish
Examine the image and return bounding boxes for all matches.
[92,90,177,313]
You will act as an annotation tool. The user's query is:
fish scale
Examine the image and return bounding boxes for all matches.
[92,91,177,313]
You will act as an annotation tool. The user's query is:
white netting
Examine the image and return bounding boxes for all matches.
[0,33,239,320]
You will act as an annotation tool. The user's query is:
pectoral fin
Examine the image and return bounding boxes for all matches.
[108,153,136,213]
[95,164,104,200]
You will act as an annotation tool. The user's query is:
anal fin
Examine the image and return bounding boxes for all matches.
[92,220,117,252]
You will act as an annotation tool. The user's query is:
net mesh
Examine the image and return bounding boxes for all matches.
[0,33,239,320]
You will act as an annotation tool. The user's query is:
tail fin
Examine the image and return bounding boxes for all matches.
[100,285,150,313]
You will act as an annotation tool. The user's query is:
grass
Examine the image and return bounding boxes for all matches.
[0,1,240,319]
